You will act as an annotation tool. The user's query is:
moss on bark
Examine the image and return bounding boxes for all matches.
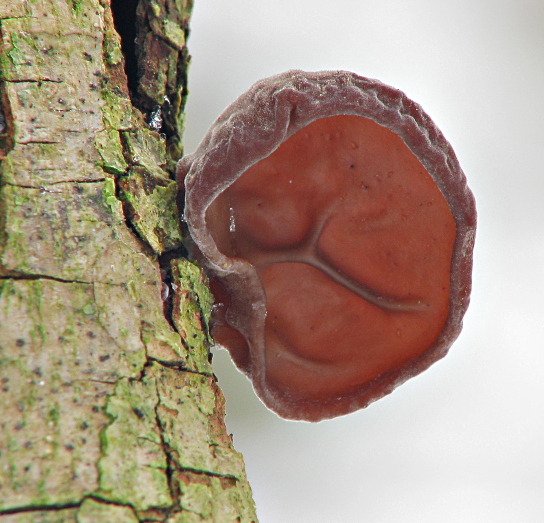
[0,0,257,521]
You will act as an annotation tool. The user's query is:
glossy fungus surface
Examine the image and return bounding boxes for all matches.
[178,70,476,421]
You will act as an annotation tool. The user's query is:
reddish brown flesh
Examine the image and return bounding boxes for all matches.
[179,70,476,421]
[207,115,456,402]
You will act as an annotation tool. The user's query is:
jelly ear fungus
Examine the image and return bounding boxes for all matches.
[177,70,476,422]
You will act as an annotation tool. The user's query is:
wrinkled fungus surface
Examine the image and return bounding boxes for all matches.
[178,70,476,421]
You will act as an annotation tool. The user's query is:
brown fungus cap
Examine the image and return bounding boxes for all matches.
[177,70,476,422]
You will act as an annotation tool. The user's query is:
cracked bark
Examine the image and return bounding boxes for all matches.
[0,1,258,522]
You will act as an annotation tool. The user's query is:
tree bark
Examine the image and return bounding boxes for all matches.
[0,1,258,521]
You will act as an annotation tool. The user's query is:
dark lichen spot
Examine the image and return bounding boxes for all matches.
[132,407,145,420]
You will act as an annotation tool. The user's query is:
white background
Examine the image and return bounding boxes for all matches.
[182,1,544,522]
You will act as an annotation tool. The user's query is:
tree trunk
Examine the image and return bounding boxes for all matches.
[0,1,257,521]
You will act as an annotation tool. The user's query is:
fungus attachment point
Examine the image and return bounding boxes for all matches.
[178,71,476,421]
